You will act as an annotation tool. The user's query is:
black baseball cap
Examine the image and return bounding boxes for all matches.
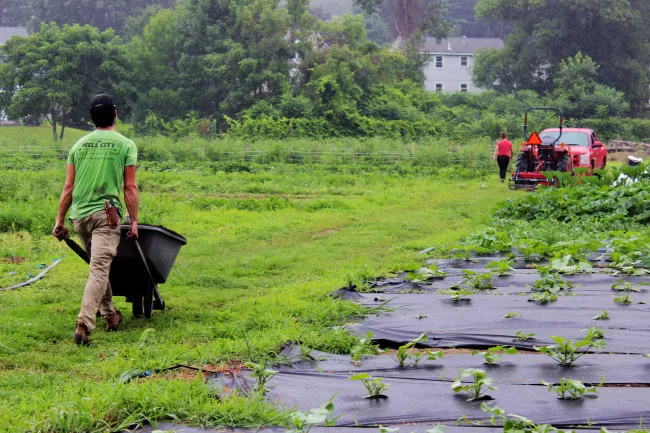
[88,94,116,115]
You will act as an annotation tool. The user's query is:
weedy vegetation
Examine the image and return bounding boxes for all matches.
[350,332,383,363]
[504,312,520,319]
[246,362,279,395]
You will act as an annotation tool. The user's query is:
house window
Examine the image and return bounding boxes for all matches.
[436,38,442,44]
[435,56,443,69]
[460,84,469,93]
[460,56,468,67]
[435,83,443,92]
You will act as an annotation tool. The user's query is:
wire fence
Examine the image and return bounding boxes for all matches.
[0,138,498,170]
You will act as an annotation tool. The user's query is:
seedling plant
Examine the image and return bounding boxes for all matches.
[535,327,606,367]
[390,333,443,367]
[517,240,553,262]
[451,369,497,401]
[482,403,575,433]
[504,312,519,319]
[593,310,610,320]
[608,252,650,276]
[528,291,558,303]
[458,270,495,290]
[549,254,592,275]
[614,294,635,305]
[543,379,597,400]
[286,398,341,433]
[350,373,389,399]
[531,267,574,294]
[611,281,642,292]
[407,266,447,282]
[472,346,517,365]
[440,288,477,302]
[513,331,535,342]
[487,257,515,276]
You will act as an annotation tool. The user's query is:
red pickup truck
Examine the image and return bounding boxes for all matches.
[540,128,608,171]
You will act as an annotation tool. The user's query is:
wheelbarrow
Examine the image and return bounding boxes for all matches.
[64,224,187,319]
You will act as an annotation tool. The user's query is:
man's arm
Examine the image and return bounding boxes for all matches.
[124,165,139,239]
[52,164,75,239]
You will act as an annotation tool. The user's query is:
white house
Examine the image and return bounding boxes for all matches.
[0,27,28,45]
[420,36,504,93]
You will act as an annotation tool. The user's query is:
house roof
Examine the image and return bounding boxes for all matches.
[0,27,28,45]
[421,37,504,54]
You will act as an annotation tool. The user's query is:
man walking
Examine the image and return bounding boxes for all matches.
[53,94,139,345]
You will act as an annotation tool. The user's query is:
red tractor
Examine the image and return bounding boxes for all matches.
[510,108,607,190]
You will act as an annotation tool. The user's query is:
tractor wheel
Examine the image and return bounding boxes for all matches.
[515,153,530,172]
[556,154,571,172]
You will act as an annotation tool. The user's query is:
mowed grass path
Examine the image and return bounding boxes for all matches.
[0,160,519,431]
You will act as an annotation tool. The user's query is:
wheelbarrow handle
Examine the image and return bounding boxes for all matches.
[133,239,164,307]
[65,238,90,264]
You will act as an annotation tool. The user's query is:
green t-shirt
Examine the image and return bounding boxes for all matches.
[67,129,137,220]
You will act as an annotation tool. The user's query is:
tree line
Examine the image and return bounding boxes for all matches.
[0,0,648,139]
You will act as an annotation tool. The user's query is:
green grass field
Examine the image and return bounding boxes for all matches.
[0,126,519,432]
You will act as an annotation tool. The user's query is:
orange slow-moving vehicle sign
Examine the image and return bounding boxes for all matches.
[527,131,543,145]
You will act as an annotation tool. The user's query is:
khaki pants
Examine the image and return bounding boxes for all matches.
[72,211,120,332]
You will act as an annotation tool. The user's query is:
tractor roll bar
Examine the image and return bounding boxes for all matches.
[524,107,564,145]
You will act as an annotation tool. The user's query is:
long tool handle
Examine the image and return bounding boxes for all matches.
[133,240,163,305]
[65,238,90,264]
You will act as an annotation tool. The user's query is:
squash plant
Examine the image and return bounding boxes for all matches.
[531,266,574,294]
[487,257,515,276]
[513,331,535,342]
[535,327,606,367]
[390,333,443,367]
[286,398,341,433]
[472,346,517,365]
[451,369,497,401]
[350,373,389,399]
[453,270,495,291]
[528,291,558,303]
[482,403,575,433]
[542,379,597,400]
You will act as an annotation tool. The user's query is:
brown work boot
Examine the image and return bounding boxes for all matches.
[105,310,123,332]
[74,323,90,345]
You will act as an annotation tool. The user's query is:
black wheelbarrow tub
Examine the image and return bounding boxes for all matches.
[114,224,186,284]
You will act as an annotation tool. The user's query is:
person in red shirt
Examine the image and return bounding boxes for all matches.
[494,132,513,183]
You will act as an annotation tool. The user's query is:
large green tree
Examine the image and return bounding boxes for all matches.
[128,0,291,128]
[473,0,650,113]
[352,0,449,43]
[0,23,128,138]
[26,0,176,33]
